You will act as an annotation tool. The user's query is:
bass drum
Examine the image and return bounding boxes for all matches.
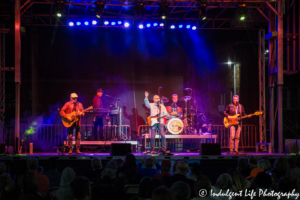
[166,118,184,135]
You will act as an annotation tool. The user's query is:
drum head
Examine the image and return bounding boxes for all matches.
[166,118,184,135]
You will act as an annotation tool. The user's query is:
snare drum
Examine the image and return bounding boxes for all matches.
[176,107,183,113]
[166,106,172,113]
[165,118,184,135]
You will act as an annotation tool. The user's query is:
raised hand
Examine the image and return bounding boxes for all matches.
[145,91,149,97]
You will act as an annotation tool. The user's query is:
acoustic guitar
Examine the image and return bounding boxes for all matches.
[147,112,177,127]
[223,111,263,128]
[62,106,93,128]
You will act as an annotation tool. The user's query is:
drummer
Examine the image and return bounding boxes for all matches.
[166,94,183,117]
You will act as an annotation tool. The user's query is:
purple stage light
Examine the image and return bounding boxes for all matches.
[104,21,109,25]
[170,25,175,29]
[124,22,130,27]
[159,23,164,27]
[192,26,197,30]
[138,24,144,29]
[92,20,97,25]
[69,22,74,26]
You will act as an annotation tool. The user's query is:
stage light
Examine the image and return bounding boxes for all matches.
[192,26,197,30]
[84,21,89,26]
[198,3,207,20]
[138,24,144,29]
[54,0,66,18]
[186,25,191,29]
[146,23,151,28]
[118,21,122,25]
[92,20,97,25]
[159,3,169,19]
[153,23,158,27]
[170,25,175,29]
[124,22,130,27]
[159,23,164,27]
[237,4,247,21]
[178,24,183,29]
[134,2,145,18]
[76,22,81,26]
[104,21,109,25]
[111,22,116,26]
[69,22,74,26]
[95,0,105,18]
[227,61,233,65]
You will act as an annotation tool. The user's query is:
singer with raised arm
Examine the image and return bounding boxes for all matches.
[145,91,168,154]
[93,88,104,140]
[60,93,84,154]
[223,95,247,154]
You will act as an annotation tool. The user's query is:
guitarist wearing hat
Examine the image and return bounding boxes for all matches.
[145,91,168,154]
[223,95,248,154]
[60,93,84,154]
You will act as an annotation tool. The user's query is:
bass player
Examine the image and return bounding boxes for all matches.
[145,91,168,154]
[60,93,84,154]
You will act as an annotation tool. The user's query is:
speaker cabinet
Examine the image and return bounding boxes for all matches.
[110,143,132,156]
[200,143,221,155]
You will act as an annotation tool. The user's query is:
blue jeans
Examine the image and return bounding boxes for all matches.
[150,123,166,151]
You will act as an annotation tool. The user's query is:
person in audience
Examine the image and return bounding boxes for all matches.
[138,157,161,178]
[237,158,247,173]
[257,159,272,173]
[130,177,152,200]
[85,157,102,187]
[106,160,117,171]
[117,154,141,184]
[0,173,19,200]
[271,157,288,183]
[240,156,257,179]
[56,167,76,200]
[26,158,50,193]
[44,157,62,188]
[19,194,39,200]
[187,163,201,181]
[171,159,182,174]
[70,177,91,200]
[287,154,300,183]
[170,181,190,200]
[247,172,273,200]
[146,179,163,198]
[192,175,216,200]
[278,177,299,196]
[153,159,172,180]
[0,162,7,175]
[227,168,250,192]
[212,173,235,200]
[245,167,264,180]
[163,161,196,198]
[116,158,125,169]
[38,167,43,175]
[151,186,174,200]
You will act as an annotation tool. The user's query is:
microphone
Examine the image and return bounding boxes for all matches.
[184,88,192,90]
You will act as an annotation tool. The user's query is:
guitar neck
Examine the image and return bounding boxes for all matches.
[240,114,252,119]
[157,114,169,119]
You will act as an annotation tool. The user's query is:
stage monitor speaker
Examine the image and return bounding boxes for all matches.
[200,143,221,155]
[110,143,132,156]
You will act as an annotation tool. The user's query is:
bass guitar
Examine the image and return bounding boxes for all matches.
[223,111,263,128]
[62,106,93,128]
[147,112,177,127]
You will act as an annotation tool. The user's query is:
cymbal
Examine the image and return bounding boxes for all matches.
[180,96,191,101]
[161,97,169,103]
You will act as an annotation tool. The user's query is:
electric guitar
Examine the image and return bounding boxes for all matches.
[223,111,263,128]
[147,112,177,126]
[62,106,93,128]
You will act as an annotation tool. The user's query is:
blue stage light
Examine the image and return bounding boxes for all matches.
[104,21,109,25]
[170,25,175,29]
[153,23,158,27]
[178,24,183,28]
[146,23,151,28]
[76,22,81,26]
[111,22,116,26]
[159,23,164,27]
[192,26,197,30]
[124,22,130,27]
[69,22,74,26]
[84,21,89,26]
[186,25,191,29]
[92,20,97,25]
[138,24,144,29]
[118,21,122,25]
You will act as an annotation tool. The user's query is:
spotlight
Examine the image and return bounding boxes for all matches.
[95,0,105,18]
[192,26,197,30]
[124,22,130,27]
[138,24,144,29]
[159,3,169,19]
[186,25,191,29]
[178,24,183,29]
[69,22,74,26]
[84,21,89,26]
[104,21,109,25]
[92,20,97,25]
[118,21,122,25]
[236,4,247,21]
[198,3,207,20]
[76,22,81,26]
[111,22,116,26]
[134,2,145,18]
[159,23,164,27]
[146,23,151,28]
[54,0,66,18]
[153,23,158,27]
[170,25,175,29]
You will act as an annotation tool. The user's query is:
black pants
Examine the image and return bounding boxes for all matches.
[68,123,81,150]
[93,115,104,140]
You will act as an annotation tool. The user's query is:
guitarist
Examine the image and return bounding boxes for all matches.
[145,91,168,154]
[60,93,84,154]
[223,95,247,154]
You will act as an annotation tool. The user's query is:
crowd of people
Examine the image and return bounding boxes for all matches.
[0,154,300,200]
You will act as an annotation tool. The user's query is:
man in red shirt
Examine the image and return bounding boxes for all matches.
[26,158,49,192]
[93,88,104,140]
[153,159,172,179]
